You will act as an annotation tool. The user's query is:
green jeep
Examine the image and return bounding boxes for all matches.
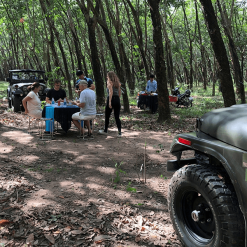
[167,104,246,247]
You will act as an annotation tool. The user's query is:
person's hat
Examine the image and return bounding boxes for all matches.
[76,70,83,76]
[79,80,88,85]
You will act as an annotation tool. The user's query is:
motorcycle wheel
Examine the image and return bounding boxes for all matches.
[168,164,245,247]
[183,97,190,107]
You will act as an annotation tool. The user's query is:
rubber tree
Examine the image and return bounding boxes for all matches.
[199,0,236,107]
[76,0,105,105]
[147,0,171,122]
[89,0,130,113]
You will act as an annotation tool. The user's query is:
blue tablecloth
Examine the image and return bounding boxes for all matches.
[42,104,80,132]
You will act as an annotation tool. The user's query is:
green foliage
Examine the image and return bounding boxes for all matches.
[126,182,137,193]
[113,162,126,184]
[0,81,8,100]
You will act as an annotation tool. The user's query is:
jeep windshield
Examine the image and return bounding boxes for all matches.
[9,69,46,84]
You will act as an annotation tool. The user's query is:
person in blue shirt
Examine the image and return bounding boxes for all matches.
[75,70,95,96]
[146,74,157,93]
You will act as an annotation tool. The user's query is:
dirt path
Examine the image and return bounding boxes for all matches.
[0,101,190,246]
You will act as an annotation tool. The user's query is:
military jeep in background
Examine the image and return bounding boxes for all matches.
[167,104,247,247]
[7,69,49,112]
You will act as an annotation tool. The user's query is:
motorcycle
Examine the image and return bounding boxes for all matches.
[172,87,193,107]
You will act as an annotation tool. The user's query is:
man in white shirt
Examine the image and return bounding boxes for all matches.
[72,80,96,136]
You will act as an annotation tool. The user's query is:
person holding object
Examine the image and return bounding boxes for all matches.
[45,79,67,104]
[75,70,95,96]
[146,74,157,93]
[71,80,96,136]
[22,82,42,119]
[99,71,122,137]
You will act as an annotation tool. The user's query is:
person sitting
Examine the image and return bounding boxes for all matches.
[75,70,95,96]
[146,74,157,93]
[45,79,67,103]
[71,80,96,136]
[22,82,42,119]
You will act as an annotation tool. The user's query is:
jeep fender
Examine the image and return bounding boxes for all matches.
[168,132,247,234]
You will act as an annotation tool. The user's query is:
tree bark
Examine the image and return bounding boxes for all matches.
[90,0,130,113]
[124,0,150,79]
[217,0,245,103]
[76,0,105,105]
[147,0,170,122]
[199,0,236,107]
[195,0,207,90]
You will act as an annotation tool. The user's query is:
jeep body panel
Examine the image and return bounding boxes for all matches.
[168,132,247,245]
[198,104,247,151]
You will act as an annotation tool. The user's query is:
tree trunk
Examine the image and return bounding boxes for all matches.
[217,0,245,103]
[195,0,207,90]
[90,0,130,113]
[199,0,236,107]
[76,0,105,105]
[106,0,134,96]
[124,0,150,79]
[147,0,170,122]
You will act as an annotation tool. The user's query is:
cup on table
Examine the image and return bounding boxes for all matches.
[58,100,61,106]
[69,101,72,106]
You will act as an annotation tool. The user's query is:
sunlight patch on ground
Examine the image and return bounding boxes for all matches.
[0,141,14,153]
[95,166,115,175]
[2,131,33,144]
[20,155,40,164]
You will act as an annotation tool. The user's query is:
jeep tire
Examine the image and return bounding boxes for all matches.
[13,96,21,112]
[168,165,245,247]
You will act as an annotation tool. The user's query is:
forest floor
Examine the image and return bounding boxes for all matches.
[0,98,196,247]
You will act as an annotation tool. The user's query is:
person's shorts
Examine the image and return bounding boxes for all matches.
[72,112,96,120]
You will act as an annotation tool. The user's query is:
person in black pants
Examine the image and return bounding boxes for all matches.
[99,71,122,137]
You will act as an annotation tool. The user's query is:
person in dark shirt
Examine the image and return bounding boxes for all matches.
[46,79,67,103]
[75,70,95,96]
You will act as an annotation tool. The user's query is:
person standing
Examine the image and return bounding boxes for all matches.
[146,74,157,93]
[72,80,96,136]
[75,70,95,96]
[22,82,42,118]
[45,79,67,103]
[99,71,122,137]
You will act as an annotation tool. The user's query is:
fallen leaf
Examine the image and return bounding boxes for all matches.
[135,235,141,242]
[0,219,11,226]
[44,234,55,244]
[26,233,34,244]
[58,196,64,199]
[71,230,83,235]
[93,228,101,233]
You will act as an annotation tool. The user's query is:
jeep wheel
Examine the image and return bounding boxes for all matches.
[168,165,245,247]
[13,96,21,112]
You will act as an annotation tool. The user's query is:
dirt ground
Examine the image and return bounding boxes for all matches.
[0,100,195,247]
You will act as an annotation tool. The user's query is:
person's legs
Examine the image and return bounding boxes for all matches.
[104,98,112,133]
[72,112,85,134]
[112,97,121,134]
[84,120,91,134]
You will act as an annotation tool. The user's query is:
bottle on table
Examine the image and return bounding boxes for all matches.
[64,98,67,106]
[52,98,55,104]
